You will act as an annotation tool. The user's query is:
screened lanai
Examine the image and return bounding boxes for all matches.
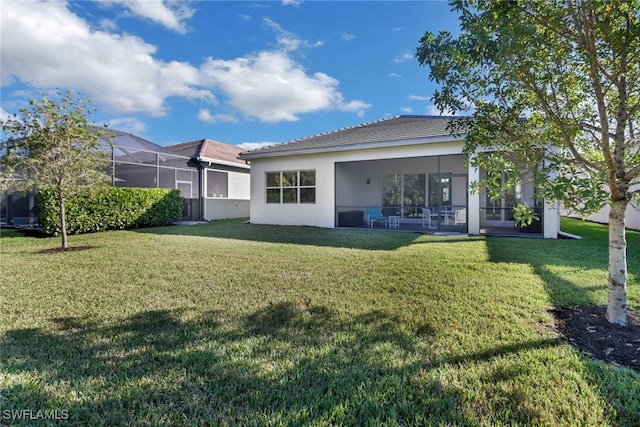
[104,130,199,220]
[334,154,545,235]
[335,154,469,233]
[1,129,200,227]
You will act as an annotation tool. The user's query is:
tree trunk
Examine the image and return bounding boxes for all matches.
[606,199,628,326]
[59,192,68,250]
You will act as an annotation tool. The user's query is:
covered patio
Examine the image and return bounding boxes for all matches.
[335,153,544,237]
[335,154,469,233]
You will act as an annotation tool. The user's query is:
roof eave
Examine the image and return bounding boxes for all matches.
[196,155,250,169]
[238,134,465,160]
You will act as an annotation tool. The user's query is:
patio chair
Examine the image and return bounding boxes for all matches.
[454,208,467,225]
[365,207,388,228]
[422,208,437,229]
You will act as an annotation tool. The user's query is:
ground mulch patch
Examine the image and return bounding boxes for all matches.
[35,245,96,254]
[551,305,640,373]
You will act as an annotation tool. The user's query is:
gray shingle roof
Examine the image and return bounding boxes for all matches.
[239,115,465,160]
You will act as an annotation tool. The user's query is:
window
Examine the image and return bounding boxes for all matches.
[266,170,316,204]
[207,170,228,198]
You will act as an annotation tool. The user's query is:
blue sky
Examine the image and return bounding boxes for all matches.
[1,1,460,149]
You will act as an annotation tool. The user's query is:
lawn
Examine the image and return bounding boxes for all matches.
[1,218,638,426]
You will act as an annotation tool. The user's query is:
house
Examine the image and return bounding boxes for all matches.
[238,115,560,238]
[167,139,250,221]
[107,129,201,220]
[1,131,251,226]
[1,129,201,225]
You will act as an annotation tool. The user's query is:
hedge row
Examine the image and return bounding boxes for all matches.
[40,187,183,236]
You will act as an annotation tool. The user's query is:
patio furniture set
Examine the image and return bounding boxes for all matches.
[365,207,466,229]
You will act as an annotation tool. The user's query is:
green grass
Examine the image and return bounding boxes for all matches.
[1,218,638,426]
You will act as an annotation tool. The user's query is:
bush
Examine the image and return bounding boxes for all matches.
[39,187,183,236]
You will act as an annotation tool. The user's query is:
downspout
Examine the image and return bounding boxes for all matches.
[198,162,205,221]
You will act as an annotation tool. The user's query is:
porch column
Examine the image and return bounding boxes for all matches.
[467,156,480,235]
[543,199,559,239]
[542,155,559,239]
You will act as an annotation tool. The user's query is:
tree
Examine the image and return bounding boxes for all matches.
[1,90,111,250]
[417,0,639,326]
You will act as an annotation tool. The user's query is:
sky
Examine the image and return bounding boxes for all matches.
[0,0,461,149]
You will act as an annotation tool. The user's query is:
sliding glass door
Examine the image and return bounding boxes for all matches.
[381,173,425,219]
[428,173,452,208]
[403,174,425,218]
[427,172,468,229]
[483,170,517,224]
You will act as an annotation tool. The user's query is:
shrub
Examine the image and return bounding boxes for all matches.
[39,187,183,236]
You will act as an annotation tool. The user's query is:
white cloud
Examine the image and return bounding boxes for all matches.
[282,0,302,6]
[425,105,443,116]
[107,0,195,33]
[338,100,370,117]
[200,51,369,122]
[425,105,462,116]
[401,107,413,114]
[237,141,279,151]
[99,18,118,31]
[1,107,15,123]
[107,117,147,134]
[263,18,323,52]
[412,96,467,117]
[0,1,213,116]
[341,32,355,41]
[388,73,402,78]
[1,2,368,124]
[392,51,414,64]
[197,109,238,124]
[197,108,216,123]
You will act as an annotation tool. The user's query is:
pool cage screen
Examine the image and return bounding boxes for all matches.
[1,129,200,227]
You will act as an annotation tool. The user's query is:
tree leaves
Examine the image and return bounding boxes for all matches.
[1,90,111,248]
[417,0,640,215]
[417,0,639,326]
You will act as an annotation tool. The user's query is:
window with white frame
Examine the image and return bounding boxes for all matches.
[266,170,316,204]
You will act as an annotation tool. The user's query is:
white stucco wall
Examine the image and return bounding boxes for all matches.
[248,153,336,227]
[204,198,250,220]
[544,200,560,238]
[247,141,469,228]
[228,170,250,199]
[562,204,640,231]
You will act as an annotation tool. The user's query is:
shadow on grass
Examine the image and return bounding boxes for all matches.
[134,219,423,251]
[0,229,26,239]
[485,221,640,423]
[2,304,571,426]
[484,221,639,308]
